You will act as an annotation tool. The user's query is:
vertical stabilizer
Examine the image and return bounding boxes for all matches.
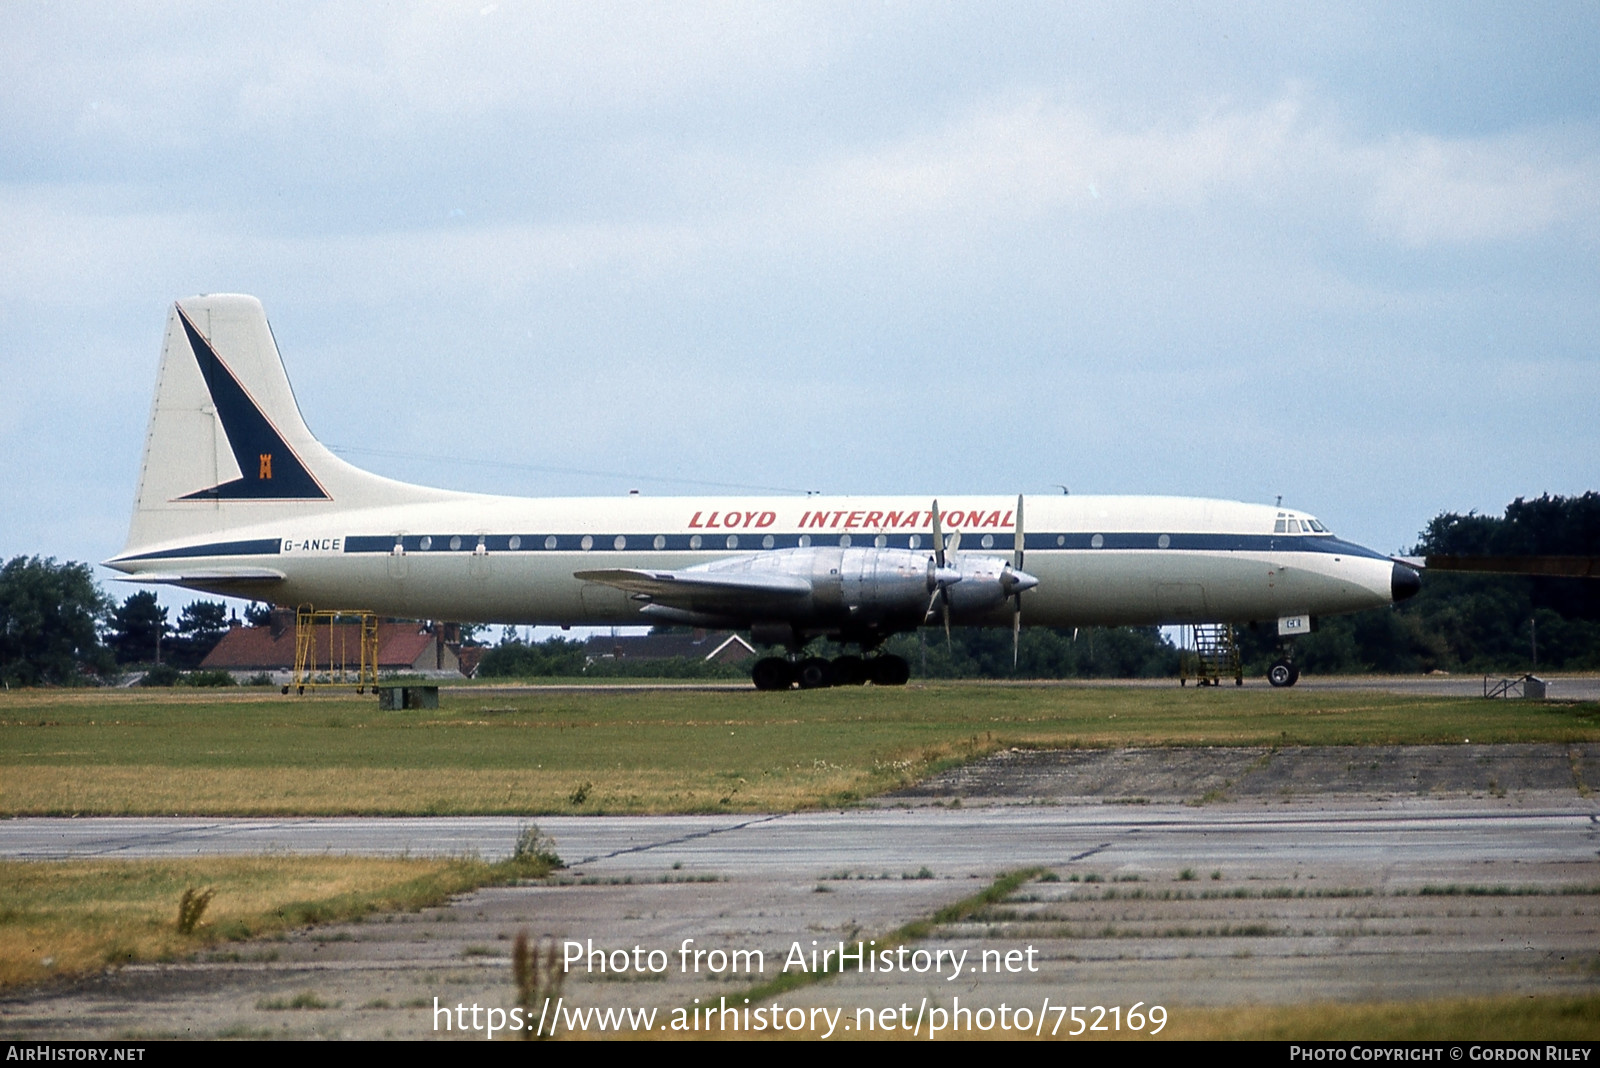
[120,295,449,554]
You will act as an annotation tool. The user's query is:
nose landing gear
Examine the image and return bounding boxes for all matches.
[1267,652,1300,688]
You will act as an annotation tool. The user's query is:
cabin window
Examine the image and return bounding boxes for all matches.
[690,534,703,549]
[1158,534,1171,548]
[508,535,521,550]
[614,535,626,550]
[544,535,557,550]
[1091,534,1104,548]
[653,535,666,550]
[449,535,462,550]
[419,536,433,550]
[839,534,852,548]
[798,534,811,548]
[726,535,739,549]
[763,534,776,549]
[580,535,593,551]
[981,534,995,549]
[875,534,887,548]
[908,534,921,549]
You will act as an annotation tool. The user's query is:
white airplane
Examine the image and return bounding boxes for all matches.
[106,295,1421,689]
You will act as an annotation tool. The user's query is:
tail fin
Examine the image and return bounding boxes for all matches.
[119,295,447,554]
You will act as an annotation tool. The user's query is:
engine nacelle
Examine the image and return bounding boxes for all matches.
[700,546,1035,629]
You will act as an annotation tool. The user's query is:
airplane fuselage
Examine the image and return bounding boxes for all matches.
[110,492,1402,632]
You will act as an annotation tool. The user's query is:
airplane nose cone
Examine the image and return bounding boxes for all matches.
[1391,562,1421,603]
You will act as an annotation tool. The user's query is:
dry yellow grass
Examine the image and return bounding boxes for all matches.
[1153,995,1600,1041]
[0,854,550,992]
[0,762,879,815]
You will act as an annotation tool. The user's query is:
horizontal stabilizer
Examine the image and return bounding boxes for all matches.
[113,562,288,588]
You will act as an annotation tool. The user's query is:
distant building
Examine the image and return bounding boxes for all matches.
[201,610,466,680]
[583,629,756,665]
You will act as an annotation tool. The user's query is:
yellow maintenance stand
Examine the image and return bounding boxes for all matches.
[285,604,379,695]
[1180,623,1244,687]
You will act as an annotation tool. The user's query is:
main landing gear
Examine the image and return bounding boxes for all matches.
[750,653,911,691]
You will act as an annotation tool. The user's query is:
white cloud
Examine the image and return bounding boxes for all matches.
[1362,130,1600,246]
[779,91,1600,251]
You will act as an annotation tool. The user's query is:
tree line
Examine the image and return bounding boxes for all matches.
[4,493,1595,686]
[0,562,244,686]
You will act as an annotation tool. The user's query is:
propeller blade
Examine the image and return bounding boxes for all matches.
[1013,494,1025,570]
[931,500,945,569]
[1012,603,1021,668]
[1012,494,1024,668]
[922,586,952,650]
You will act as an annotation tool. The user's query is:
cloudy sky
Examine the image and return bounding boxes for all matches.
[3,2,1597,612]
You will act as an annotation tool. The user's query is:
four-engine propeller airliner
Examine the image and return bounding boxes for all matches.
[105,295,1422,689]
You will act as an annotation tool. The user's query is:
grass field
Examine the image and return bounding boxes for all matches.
[3,682,1597,815]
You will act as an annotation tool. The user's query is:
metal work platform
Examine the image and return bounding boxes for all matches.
[1180,623,1243,687]
[284,605,379,695]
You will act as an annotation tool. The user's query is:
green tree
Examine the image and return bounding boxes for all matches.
[878,625,1179,680]
[109,590,169,665]
[1402,493,1600,671]
[0,556,113,686]
[477,635,589,677]
[168,600,231,669]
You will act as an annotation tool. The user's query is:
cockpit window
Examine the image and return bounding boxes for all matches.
[1274,519,1287,533]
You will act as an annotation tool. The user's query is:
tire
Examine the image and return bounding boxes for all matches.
[831,655,868,686]
[751,657,794,691]
[1268,660,1299,688]
[869,655,911,686]
[797,657,834,689]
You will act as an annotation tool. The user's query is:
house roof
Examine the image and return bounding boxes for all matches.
[582,631,755,662]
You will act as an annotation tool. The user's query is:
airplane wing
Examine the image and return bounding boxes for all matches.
[574,568,811,617]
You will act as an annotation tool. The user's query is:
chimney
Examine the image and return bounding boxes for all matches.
[269,607,294,639]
